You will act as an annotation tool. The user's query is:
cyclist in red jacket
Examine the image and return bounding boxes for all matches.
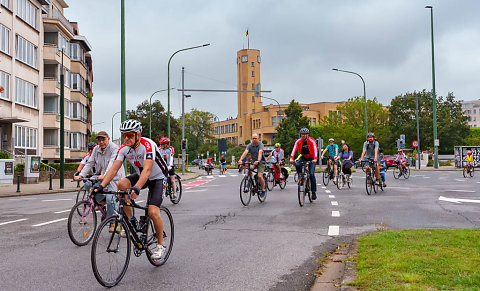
[289,128,318,200]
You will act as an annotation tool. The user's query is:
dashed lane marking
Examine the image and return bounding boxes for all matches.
[185,189,207,193]
[42,198,73,202]
[328,225,339,236]
[218,175,227,178]
[325,190,331,194]
[328,195,335,198]
[230,175,238,177]
[8,197,37,201]
[54,209,70,214]
[446,190,475,193]
[423,176,431,179]
[0,218,28,226]
[321,186,326,189]
[332,211,340,217]
[331,201,338,206]
[32,218,67,227]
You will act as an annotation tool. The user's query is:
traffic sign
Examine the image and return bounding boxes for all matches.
[434,139,440,147]
[412,140,419,148]
[400,134,405,141]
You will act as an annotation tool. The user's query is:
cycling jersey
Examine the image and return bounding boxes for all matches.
[158,146,175,169]
[271,148,284,163]
[325,144,339,157]
[290,137,318,160]
[116,137,168,180]
[80,152,91,165]
[395,153,406,163]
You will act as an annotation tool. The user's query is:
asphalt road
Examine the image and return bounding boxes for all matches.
[0,168,478,290]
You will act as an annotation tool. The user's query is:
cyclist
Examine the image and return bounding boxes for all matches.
[158,137,177,200]
[238,133,266,198]
[75,142,97,176]
[74,131,126,232]
[335,143,353,183]
[463,150,474,172]
[359,133,380,184]
[220,155,226,174]
[94,120,169,260]
[205,157,214,173]
[266,143,285,182]
[321,138,339,183]
[290,128,318,200]
[394,149,407,174]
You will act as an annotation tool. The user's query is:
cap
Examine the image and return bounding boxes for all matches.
[96,131,109,138]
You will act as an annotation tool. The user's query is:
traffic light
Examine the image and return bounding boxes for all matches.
[182,139,187,150]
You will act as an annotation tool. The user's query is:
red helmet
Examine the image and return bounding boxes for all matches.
[159,137,170,144]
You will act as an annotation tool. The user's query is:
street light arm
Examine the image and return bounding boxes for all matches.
[149,88,175,139]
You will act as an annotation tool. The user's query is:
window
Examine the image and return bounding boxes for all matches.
[241,55,248,62]
[0,71,10,100]
[17,0,38,29]
[58,33,70,57]
[251,70,254,77]
[70,132,86,150]
[251,83,254,90]
[43,129,58,146]
[272,116,277,126]
[70,43,85,63]
[0,24,10,55]
[71,73,85,91]
[70,102,87,121]
[252,96,254,102]
[313,118,317,125]
[1,0,10,9]
[44,95,58,113]
[239,126,242,137]
[15,125,37,149]
[16,35,37,68]
[15,78,37,108]
[251,62,254,67]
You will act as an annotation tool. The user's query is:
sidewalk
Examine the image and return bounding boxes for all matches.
[0,172,200,198]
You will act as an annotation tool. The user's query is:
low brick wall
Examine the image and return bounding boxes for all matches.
[11,171,76,183]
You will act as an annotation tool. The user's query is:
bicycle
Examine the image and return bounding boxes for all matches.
[393,161,410,179]
[335,161,352,190]
[297,161,313,207]
[165,174,182,204]
[91,190,174,287]
[463,161,475,178]
[239,162,267,206]
[322,157,338,186]
[361,159,383,195]
[68,177,108,246]
[266,162,287,191]
[205,164,213,175]
[219,163,227,175]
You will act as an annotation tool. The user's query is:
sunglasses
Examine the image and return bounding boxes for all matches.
[122,132,136,139]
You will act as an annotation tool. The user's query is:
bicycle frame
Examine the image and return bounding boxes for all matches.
[78,177,108,219]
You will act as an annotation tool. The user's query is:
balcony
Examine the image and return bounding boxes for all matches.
[42,8,74,36]
[43,78,60,95]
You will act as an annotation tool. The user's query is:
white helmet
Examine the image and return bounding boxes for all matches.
[120,119,142,133]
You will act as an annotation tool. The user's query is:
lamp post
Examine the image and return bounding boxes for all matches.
[426,5,439,169]
[180,67,192,175]
[120,0,126,130]
[148,88,173,139]
[111,111,121,140]
[332,68,368,137]
[60,47,65,189]
[261,96,283,123]
[167,43,210,139]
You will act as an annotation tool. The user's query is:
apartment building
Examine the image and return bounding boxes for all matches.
[461,100,480,128]
[211,49,343,145]
[0,0,93,163]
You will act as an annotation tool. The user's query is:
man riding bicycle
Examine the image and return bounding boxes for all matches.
[321,138,339,183]
[74,131,126,232]
[94,119,169,260]
[158,137,177,200]
[266,143,285,182]
[358,132,381,184]
[238,133,266,198]
[290,128,318,200]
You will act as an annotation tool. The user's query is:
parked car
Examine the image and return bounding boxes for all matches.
[191,159,201,166]
[384,155,397,168]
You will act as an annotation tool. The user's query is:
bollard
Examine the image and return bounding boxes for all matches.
[49,173,53,190]
[16,175,20,193]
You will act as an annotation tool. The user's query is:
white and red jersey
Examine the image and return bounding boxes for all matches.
[395,153,406,163]
[115,137,168,180]
[270,148,285,163]
[290,137,318,160]
[158,146,175,169]
[80,152,91,165]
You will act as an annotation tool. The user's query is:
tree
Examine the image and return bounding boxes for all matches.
[389,90,468,154]
[182,109,215,157]
[89,131,97,143]
[465,128,480,146]
[275,100,310,156]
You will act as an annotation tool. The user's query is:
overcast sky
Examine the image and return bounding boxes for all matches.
[64,0,480,137]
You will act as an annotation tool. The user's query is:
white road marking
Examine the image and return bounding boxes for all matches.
[0,218,28,226]
[54,209,71,214]
[328,195,335,198]
[8,197,37,201]
[321,186,326,189]
[42,198,73,202]
[185,189,207,193]
[317,184,322,186]
[218,175,226,178]
[32,218,67,227]
[423,176,431,179]
[328,225,339,236]
[205,176,215,179]
[387,186,412,190]
[230,175,238,177]
[446,190,475,193]
[438,196,480,204]
[325,190,331,194]
[455,179,465,182]
[332,211,340,217]
[331,201,338,206]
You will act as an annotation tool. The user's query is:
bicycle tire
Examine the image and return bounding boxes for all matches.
[298,176,306,207]
[393,167,400,179]
[146,206,174,266]
[68,200,97,246]
[76,185,87,204]
[306,175,312,203]
[336,174,343,190]
[279,171,287,189]
[470,167,475,177]
[294,172,298,183]
[257,174,267,203]
[170,175,182,204]
[365,175,373,195]
[463,167,468,178]
[91,216,131,288]
[403,166,410,179]
[322,169,330,186]
[239,176,252,206]
[266,172,274,191]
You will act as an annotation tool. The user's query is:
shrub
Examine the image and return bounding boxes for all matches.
[0,152,10,159]
[15,163,25,172]
[262,140,268,145]
[245,140,251,145]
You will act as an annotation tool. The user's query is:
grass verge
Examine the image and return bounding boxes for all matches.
[352,229,480,290]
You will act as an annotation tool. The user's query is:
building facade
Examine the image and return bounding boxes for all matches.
[0,0,93,163]
[461,100,480,128]
[211,49,343,145]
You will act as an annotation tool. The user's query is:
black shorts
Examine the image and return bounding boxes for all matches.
[168,167,175,176]
[125,174,165,207]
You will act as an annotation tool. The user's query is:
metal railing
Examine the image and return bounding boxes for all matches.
[40,161,57,176]
[43,9,74,35]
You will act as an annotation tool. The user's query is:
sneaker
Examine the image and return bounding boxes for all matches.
[151,244,166,260]
[311,192,317,200]
[383,182,387,188]
[260,191,266,198]
[171,192,177,201]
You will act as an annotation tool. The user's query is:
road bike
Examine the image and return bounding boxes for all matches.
[91,190,174,287]
[68,177,108,246]
[393,161,410,179]
[239,162,267,206]
[361,159,383,195]
[266,162,287,191]
[165,174,182,204]
[297,161,313,207]
[335,161,352,190]
[219,163,227,175]
[463,161,475,178]
[322,157,338,186]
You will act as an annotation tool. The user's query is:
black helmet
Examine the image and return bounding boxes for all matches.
[120,119,142,133]
[87,142,96,150]
[299,128,309,134]
[367,132,375,137]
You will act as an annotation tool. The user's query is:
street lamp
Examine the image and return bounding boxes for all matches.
[111,112,121,140]
[148,88,173,139]
[399,96,421,169]
[261,96,283,123]
[167,43,210,139]
[426,5,439,168]
[59,46,66,189]
[332,68,368,137]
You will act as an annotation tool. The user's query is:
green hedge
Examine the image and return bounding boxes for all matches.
[0,152,10,159]
[15,163,24,172]
[15,162,80,172]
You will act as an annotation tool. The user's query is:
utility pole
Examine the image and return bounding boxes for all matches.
[120,0,126,137]
[60,48,65,189]
[426,6,439,168]
[181,67,186,175]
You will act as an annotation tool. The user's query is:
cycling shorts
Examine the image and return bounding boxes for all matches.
[125,174,165,207]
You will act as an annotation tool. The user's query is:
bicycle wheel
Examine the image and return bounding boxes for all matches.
[170,175,182,204]
[336,174,343,190]
[76,185,87,203]
[146,206,174,266]
[403,166,410,179]
[463,167,468,178]
[257,174,267,203]
[68,200,97,246]
[365,175,373,195]
[294,172,298,183]
[393,167,400,179]
[306,176,312,203]
[322,168,330,186]
[266,172,274,191]
[373,176,378,193]
[297,176,306,207]
[470,167,475,177]
[279,171,287,189]
[239,176,252,206]
[91,216,131,288]
[347,175,351,189]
